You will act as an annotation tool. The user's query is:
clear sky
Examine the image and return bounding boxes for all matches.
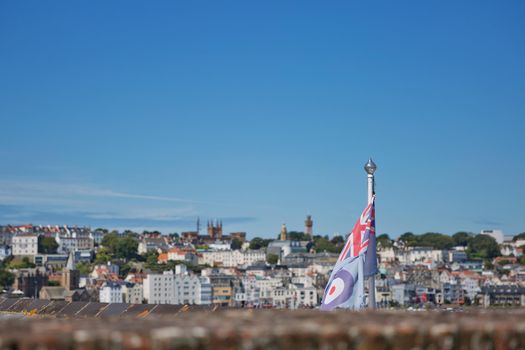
[1,1,524,238]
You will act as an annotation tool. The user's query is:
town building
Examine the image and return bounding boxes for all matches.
[12,234,38,257]
[122,282,143,304]
[481,285,525,307]
[143,271,175,304]
[99,281,123,303]
[198,250,266,267]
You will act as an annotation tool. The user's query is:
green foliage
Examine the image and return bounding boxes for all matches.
[0,269,14,288]
[101,233,139,260]
[519,256,525,265]
[377,233,393,248]
[398,232,454,249]
[142,230,161,235]
[330,236,344,245]
[94,248,112,264]
[47,280,60,286]
[513,232,525,242]
[149,260,192,273]
[419,233,455,249]
[313,236,343,253]
[230,239,242,250]
[287,231,311,241]
[38,236,59,254]
[267,253,279,264]
[452,232,473,247]
[497,259,513,266]
[122,230,138,237]
[249,237,272,250]
[399,232,417,245]
[76,262,93,275]
[119,263,132,278]
[7,257,36,269]
[467,234,500,259]
[143,251,159,264]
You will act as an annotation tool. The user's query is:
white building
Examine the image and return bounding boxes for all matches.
[398,247,443,264]
[378,247,396,263]
[198,276,213,305]
[208,242,231,251]
[174,274,200,304]
[122,282,143,304]
[241,276,261,306]
[481,230,504,244]
[461,277,481,300]
[198,250,266,267]
[12,234,38,257]
[55,234,94,254]
[143,271,175,304]
[293,285,317,307]
[167,248,199,266]
[99,281,123,303]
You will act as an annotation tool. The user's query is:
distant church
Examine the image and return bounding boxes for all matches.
[181,218,245,244]
[207,220,223,240]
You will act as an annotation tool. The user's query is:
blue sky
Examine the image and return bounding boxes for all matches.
[1,1,524,238]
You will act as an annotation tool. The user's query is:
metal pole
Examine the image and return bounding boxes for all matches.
[364,158,377,310]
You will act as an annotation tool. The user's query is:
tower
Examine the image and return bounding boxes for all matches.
[207,220,223,240]
[62,252,80,291]
[216,220,222,240]
[207,220,213,237]
[280,224,288,241]
[305,215,313,238]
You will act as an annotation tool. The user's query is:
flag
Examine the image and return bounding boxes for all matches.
[363,198,378,277]
[320,254,365,310]
[320,197,377,310]
[337,197,377,276]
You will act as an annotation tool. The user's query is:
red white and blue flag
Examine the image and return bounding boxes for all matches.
[320,197,377,310]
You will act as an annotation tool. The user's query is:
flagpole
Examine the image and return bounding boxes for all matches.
[364,158,377,309]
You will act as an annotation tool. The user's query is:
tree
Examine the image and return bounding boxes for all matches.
[267,254,279,264]
[119,263,132,278]
[287,231,310,241]
[313,237,342,253]
[330,236,344,245]
[7,257,36,269]
[418,233,455,249]
[519,256,525,265]
[38,236,59,254]
[513,232,525,242]
[377,234,393,248]
[101,233,139,260]
[231,239,242,250]
[0,269,14,288]
[76,262,93,275]
[94,248,112,264]
[399,232,417,245]
[249,237,271,250]
[467,234,500,259]
[397,232,454,249]
[452,232,472,247]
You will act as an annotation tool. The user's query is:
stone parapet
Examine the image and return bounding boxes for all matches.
[2,305,525,349]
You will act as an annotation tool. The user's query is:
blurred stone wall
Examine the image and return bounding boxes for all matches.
[1,297,525,349]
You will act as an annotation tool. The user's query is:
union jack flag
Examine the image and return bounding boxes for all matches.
[337,197,375,263]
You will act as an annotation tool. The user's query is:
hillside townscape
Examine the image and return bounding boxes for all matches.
[1,220,524,309]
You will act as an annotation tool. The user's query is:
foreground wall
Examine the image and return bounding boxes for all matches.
[2,303,525,349]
